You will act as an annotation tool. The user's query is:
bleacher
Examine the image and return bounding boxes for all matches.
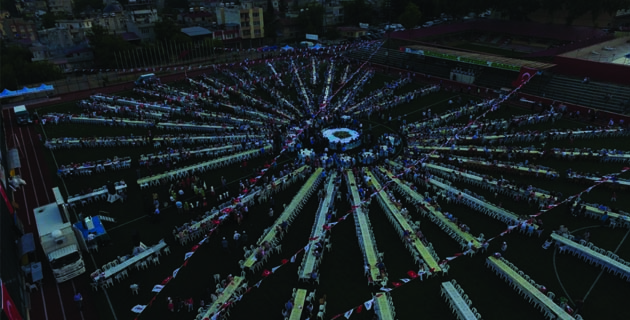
[521,75,630,113]
[473,68,519,90]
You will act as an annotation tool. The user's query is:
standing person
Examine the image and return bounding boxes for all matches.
[611,192,616,202]
[501,241,508,252]
[221,237,229,253]
[268,207,274,219]
[74,292,83,310]
[221,176,227,191]
[241,231,248,246]
[233,231,241,247]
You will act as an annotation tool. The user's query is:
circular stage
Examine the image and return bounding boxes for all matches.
[322,128,361,150]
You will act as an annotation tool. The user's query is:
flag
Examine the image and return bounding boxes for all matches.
[400,278,411,283]
[356,305,363,313]
[392,281,402,287]
[184,252,194,260]
[511,66,537,87]
[173,268,180,278]
[254,280,262,288]
[407,270,418,278]
[290,255,297,263]
[344,309,353,318]
[281,259,289,265]
[262,269,271,277]
[364,299,374,310]
[271,265,282,273]
[380,287,392,292]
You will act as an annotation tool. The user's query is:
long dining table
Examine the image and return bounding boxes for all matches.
[203,276,244,318]
[299,172,337,280]
[244,168,322,269]
[441,281,477,320]
[289,289,308,320]
[374,293,395,320]
[486,256,574,320]
[368,170,441,272]
[346,170,382,282]
[94,240,166,282]
[378,167,482,250]
[551,233,630,278]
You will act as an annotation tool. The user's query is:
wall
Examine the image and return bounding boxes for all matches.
[553,56,630,85]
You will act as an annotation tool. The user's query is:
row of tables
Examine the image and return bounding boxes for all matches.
[551,233,630,278]
[378,167,481,251]
[367,170,441,272]
[202,276,244,318]
[428,178,520,225]
[288,289,308,320]
[244,168,323,269]
[299,172,337,280]
[67,184,127,204]
[486,256,574,320]
[440,281,477,320]
[345,170,382,282]
[137,145,272,185]
[94,240,166,282]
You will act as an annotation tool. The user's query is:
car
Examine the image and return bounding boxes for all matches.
[422,21,434,28]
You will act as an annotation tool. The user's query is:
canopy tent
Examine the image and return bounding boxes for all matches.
[281,45,294,51]
[312,43,324,50]
[0,84,54,99]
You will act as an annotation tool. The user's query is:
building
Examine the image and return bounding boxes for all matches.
[0,18,38,44]
[178,10,216,28]
[337,26,366,39]
[216,2,264,40]
[126,8,159,41]
[31,20,94,72]
[47,0,74,15]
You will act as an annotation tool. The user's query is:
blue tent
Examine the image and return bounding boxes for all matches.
[281,45,294,51]
[312,43,323,50]
[0,84,54,98]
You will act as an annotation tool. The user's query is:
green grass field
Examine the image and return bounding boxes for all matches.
[34,57,630,320]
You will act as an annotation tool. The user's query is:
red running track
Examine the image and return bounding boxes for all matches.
[2,108,98,320]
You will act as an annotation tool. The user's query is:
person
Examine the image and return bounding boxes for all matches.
[233,231,241,246]
[611,192,616,202]
[74,292,83,310]
[221,237,229,253]
[501,241,508,252]
[285,299,293,311]
[167,297,174,312]
[241,231,248,245]
[542,238,553,250]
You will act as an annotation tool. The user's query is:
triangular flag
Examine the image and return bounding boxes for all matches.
[281,259,289,265]
[400,278,411,283]
[262,270,271,277]
[344,309,353,319]
[254,280,262,288]
[380,287,392,292]
[364,299,374,310]
[290,255,297,263]
[271,265,282,273]
[173,268,180,278]
[392,281,402,287]
[304,244,311,252]
[407,270,418,278]
[184,252,194,260]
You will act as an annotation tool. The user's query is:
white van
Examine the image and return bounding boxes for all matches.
[14,105,32,125]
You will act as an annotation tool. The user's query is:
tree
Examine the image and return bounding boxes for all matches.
[297,5,324,35]
[343,0,375,26]
[0,41,62,90]
[399,2,421,30]
[87,25,133,68]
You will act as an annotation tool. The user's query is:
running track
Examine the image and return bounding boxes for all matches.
[2,108,97,320]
